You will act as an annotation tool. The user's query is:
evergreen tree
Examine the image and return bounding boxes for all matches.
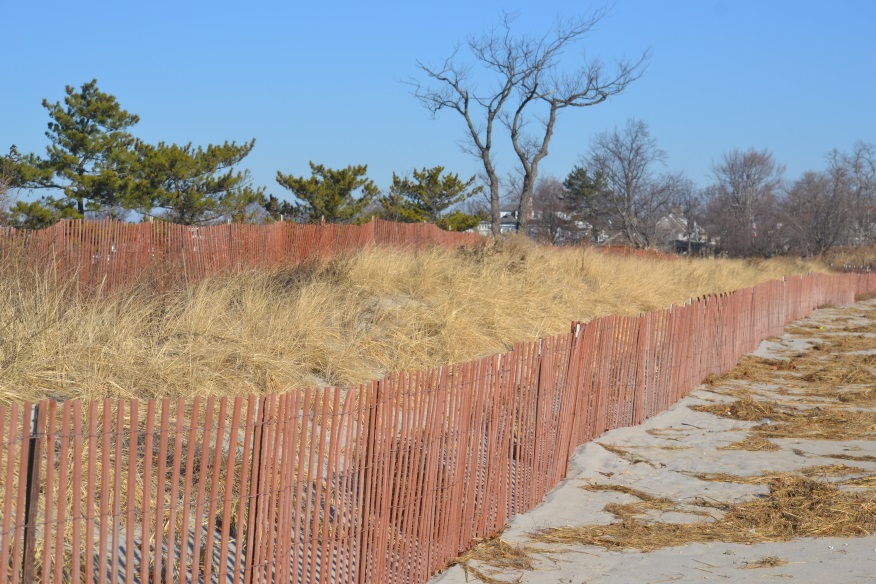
[262,194,297,221]
[563,165,608,225]
[135,139,264,224]
[7,199,81,229]
[0,147,22,224]
[380,166,482,230]
[11,80,143,216]
[276,163,378,223]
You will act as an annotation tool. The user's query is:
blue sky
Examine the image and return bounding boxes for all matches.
[2,1,874,203]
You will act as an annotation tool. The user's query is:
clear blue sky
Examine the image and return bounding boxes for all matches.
[2,0,874,203]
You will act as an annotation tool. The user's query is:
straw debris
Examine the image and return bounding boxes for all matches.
[596,443,658,467]
[688,471,779,485]
[690,394,792,422]
[719,435,780,451]
[800,464,869,477]
[449,537,535,584]
[742,556,788,569]
[839,475,876,488]
[756,408,876,441]
[531,475,876,551]
[801,363,876,385]
[823,453,876,463]
[580,483,674,507]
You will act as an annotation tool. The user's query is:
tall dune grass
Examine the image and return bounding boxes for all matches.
[0,236,825,404]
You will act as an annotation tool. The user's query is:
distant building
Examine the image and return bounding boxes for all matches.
[654,211,716,255]
[471,205,529,236]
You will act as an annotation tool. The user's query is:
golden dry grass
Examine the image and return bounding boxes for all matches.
[821,245,876,272]
[0,236,825,404]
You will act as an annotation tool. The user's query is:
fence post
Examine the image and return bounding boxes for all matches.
[357,381,381,584]
[21,402,45,584]
[243,397,266,584]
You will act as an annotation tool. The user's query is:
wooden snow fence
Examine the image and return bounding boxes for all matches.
[1,272,876,583]
[0,219,482,297]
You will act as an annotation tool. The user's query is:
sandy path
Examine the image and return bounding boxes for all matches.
[431,300,876,583]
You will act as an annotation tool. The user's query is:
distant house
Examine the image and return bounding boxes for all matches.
[472,205,528,236]
[654,211,716,255]
[599,230,647,248]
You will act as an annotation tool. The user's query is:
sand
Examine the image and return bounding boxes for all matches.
[430,300,876,583]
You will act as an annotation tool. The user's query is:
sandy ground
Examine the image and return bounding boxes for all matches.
[430,300,876,583]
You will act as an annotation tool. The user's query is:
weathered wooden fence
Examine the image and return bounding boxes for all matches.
[1,272,875,583]
[0,219,481,295]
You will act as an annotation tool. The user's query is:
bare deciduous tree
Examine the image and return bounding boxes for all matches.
[782,170,851,255]
[703,148,784,256]
[412,9,648,235]
[580,119,683,248]
[827,141,876,245]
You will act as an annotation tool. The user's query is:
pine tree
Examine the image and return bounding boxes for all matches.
[380,166,482,230]
[262,194,297,221]
[134,139,264,225]
[276,163,378,223]
[13,80,143,216]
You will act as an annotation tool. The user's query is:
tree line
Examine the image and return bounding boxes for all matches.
[522,117,875,257]
[0,80,484,230]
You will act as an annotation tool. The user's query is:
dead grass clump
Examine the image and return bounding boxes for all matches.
[689,471,779,485]
[531,475,876,551]
[720,434,781,451]
[448,537,535,584]
[690,395,792,422]
[840,475,876,488]
[702,372,728,386]
[800,464,869,477]
[691,391,876,441]
[580,483,674,507]
[802,364,876,385]
[816,334,876,353]
[596,443,657,467]
[742,556,788,569]
[843,324,876,333]
[757,408,876,441]
[645,427,685,438]
[724,474,876,538]
[714,356,799,384]
[839,389,876,404]
[823,453,876,463]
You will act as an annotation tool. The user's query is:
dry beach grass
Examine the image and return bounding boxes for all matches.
[0,237,824,404]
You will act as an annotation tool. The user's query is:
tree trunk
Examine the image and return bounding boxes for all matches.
[516,170,538,233]
[482,154,502,237]
[490,180,501,236]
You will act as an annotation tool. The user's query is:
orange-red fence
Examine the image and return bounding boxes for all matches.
[2,272,875,583]
[0,218,481,295]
